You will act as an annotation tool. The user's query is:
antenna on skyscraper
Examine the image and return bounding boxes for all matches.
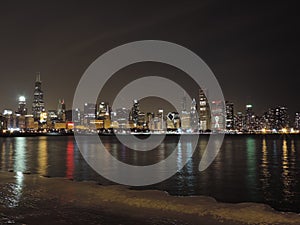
[36,72,41,82]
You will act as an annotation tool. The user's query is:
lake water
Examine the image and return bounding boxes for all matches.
[0,135,300,213]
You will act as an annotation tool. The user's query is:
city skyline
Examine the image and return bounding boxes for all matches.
[0,75,299,133]
[0,74,299,118]
[0,74,299,119]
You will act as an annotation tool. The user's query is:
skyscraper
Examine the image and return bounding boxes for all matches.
[245,104,255,131]
[190,98,199,131]
[294,112,300,130]
[114,108,131,129]
[199,89,210,131]
[97,101,110,119]
[225,101,234,130]
[235,112,244,131]
[17,96,27,115]
[83,103,96,125]
[57,99,66,121]
[274,106,289,130]
[211,100,225,131]
[32,73,45,121]
[129,100,140,127]
[0,113,5,130]
[261,106,289,131]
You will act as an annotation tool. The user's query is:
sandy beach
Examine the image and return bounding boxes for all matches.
[0,171,300,225]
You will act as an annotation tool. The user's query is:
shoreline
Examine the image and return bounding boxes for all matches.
[0,171,300,225]
[0,132,299,138]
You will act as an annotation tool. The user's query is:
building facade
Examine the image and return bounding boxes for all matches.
[199,89,210,131]
[225,101,234,130]
[32,74,45,121]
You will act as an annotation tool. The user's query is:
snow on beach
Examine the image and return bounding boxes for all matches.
[0,171,300,225]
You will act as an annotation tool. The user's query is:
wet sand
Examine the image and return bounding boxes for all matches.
[0,172,300,225]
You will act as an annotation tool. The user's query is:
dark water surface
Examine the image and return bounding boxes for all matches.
[1,135,300,213]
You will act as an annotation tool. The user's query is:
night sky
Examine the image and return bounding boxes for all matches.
[0,1,299,118]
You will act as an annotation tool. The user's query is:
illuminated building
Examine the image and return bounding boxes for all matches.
[211,100,225,131]
[245,104,256,131]
[274,106,289,130]
[146,112,154,129]
[295,112,300,130]
[148,110,165,131]
[180,111,191,131]
[25,115,35,130]
[199,89,210,131]
[97,102,111,129]
[0,113,5,130]
[72,108,81,124]
[15,96,29,130]
[261,108,274,130]
[112,108,130,129]
[97,101,110,118]
[167,112,180,130]
[17,96,27,115]
[261,106,289,132]
[130,100,140,124]
[225,101,234,130]
[16,115,26,130]
[180,93,191,131]
[48,110,58,121]
[40,111,47,124]
[57,99,66,121]
[32,73,45,121]
[157,109,165,131]
[96,101,111,129]
[235,112,244,131]
[129,100,140,127]
[190,98,199,132]
[2,110,13,130]
[83,103,96,125]
[137,112,146,129]
[3,109,12,115]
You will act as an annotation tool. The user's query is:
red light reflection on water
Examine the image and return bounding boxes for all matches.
[66,139,74,179]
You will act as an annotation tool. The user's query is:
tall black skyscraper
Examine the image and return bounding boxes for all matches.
[130,99,140,126]
[32,73,45,121]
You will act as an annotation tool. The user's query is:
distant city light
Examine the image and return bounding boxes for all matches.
[3,109,13,115]
[281,128,288,134]
[19,96,26,102]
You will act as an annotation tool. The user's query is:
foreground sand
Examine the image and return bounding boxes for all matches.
[0,172,300,225]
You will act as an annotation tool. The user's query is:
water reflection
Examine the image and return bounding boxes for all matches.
[66,139,74,179]
[246,137,257,192]
[10,171,24,208]
[281,138,295,201]
[176,142,183,170]
[37,137,48,175]
[260,137,271,199]
[14,137,26,172]
[1,135,300,212]
[10,138,26,208]
[1,139,14,170]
